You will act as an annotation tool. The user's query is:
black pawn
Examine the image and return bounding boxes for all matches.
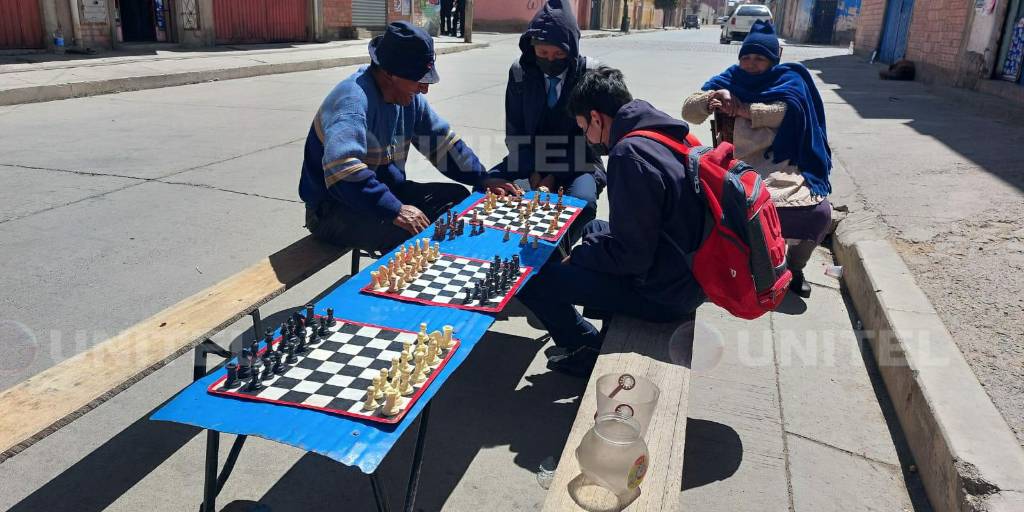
[272,354,287,375]
[308,327,321,347]
[245,371,264,392]
[260,358,275,381]
[224,363,241,389]
[292,311,305,334]
[286,342,298,364]
[318,316,330,337]
[237,348,252,380]
[326,308,334,327]
[263,329,274,349]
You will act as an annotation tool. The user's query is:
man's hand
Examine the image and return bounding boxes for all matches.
[392,204,430,235]
[482,177,522,197]
[530,172,557,192]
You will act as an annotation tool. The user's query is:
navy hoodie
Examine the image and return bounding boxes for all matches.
[493,0,605,187]
[571,100,706,308]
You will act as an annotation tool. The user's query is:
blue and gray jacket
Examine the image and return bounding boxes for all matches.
[492,0,606,188]
[299,65,487,219]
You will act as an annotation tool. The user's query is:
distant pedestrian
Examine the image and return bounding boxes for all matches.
[453,0,466,37]
[440,0,454,36]
[681,21,833,298]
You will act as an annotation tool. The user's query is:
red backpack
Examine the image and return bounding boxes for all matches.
[624,130,792,320]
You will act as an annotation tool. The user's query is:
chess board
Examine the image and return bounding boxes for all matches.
[457,194,582,241]
[361,253,532,313]
[208,318,460,424]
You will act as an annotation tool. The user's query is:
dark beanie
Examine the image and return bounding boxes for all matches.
[740,21,780,64]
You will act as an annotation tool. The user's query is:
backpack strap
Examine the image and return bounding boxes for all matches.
[623,129,711,195]
[511,58,525,83]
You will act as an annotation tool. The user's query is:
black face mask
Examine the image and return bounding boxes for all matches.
[536,57,569,77]
[583,118,609,156]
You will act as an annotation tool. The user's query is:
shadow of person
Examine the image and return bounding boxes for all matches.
[681,418,743,490]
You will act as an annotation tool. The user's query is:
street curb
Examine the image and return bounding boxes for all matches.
[580,27,680,40]
[0,42,488,106]
[832,211,1024,512]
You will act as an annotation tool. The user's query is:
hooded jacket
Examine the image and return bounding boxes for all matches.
[493,0,605,187]
[571,100,706,308]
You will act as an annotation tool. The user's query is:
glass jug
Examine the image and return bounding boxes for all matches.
[575,413,650,498]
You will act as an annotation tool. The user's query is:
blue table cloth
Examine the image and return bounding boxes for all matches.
[151,192,586,473]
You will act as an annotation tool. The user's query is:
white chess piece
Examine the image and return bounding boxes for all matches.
[362,386,380,411]
[382,390,401,416]
[442,325,454,349]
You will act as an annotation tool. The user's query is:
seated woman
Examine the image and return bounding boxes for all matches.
[682,21,832,298]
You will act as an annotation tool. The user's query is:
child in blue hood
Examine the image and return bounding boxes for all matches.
[682,21,833,298]
[489,0,606,244]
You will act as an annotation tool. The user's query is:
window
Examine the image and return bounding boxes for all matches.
[737,5,771,17]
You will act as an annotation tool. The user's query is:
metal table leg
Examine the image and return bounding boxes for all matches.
[202,431,219,512]
[403,403,433,512]
[370,472,391,512]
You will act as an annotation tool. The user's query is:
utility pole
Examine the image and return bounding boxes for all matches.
[620,0,631,32]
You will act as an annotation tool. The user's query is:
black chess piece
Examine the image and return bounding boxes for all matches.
[292,333,307,355]
[272,354,287,374]
[318,316,330,337]
[292,311,305,334]
[238,348,252,380]
[285,342,298,364]
[245,371,264,392]
[278,324,290,354]
[326,307,334,327]
[263,328,274,349]
[308,327,321,347]
[224,362,241,389]
[305,303,315,325]
[260,358,275,381]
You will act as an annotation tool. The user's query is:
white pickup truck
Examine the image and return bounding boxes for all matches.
[720,4,774,44]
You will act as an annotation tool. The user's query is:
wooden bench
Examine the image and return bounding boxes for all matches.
[0,235,348,462]
[542,315,693,512]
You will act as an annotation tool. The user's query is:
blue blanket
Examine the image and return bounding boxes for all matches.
[702,63,832,197]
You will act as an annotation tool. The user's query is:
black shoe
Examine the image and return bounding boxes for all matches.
[790,270,812,298]
[547,346,599,377]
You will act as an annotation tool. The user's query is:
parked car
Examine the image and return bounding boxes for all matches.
[720,4,773,44]
[717,15,729,24]
[684,15,700,29]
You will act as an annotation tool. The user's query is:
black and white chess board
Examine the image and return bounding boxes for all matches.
[457,195,582,241]
[361,253,532,313]
[208,319,460,424]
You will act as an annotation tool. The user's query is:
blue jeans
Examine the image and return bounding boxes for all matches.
[517,220,699,350]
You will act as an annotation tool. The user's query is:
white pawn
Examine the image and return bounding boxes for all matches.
[399,369,414,396]
[427,339,441,366]
[373,376,385,400]
[412,353,428,384]
[382,390,402,417]
[379,368,391,393]
[442,325,454,349]
[362,385,380,411]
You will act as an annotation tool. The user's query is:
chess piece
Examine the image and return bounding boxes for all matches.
[362,385,380,411]
[399,369,413,396]
[546,216,556,234]
[429,331,443,352]
[245,371,264,392]
[373,376,385,400]
[305,303,315,325]
[260,359,275,381]
[443,325,454,349]
[224,363,241,389]
[412,353,428,384]
[427,339,441,366]
[370,270,381,289]
[379,368,391,393]
[382,390,401,417]
[519,230,529,246]
[272,354,287,375]
[532,235,540,249]
[387,276,399,293]
[503,226,511,242]
[285,341,298,364]
[396,276,406,290]
[326,308,334,328]
[238,348,253,380]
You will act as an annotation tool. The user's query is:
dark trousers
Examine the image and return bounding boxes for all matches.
[305,181,469,253]
[517,220,702,351]
[777,199,833,271]
[453,0,465,36]
[440,0,454,35]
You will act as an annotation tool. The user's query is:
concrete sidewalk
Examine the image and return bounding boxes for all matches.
[0,29,660,107]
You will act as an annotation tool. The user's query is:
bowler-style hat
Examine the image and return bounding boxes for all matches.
[368,21,440,84]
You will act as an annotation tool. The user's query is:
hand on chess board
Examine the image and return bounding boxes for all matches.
[529,172,557,193]
[393,204,431,235]
[481,177,522,197]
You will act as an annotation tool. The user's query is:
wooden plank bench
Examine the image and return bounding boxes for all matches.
[0,235,348,462]
[542,315,693,512]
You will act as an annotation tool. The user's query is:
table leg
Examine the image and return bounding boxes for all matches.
[202,430,219,512]
[370,472,391,512]
[403,403,432,512]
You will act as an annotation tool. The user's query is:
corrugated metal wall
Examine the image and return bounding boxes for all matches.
[352,0,386,27]
[0,0,45,49]
[214,0,308,44]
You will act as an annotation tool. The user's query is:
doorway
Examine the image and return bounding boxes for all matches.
[120,0,157,42]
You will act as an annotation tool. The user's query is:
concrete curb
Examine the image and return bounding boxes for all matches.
[832,211,1024,512]
[0,42,488,106]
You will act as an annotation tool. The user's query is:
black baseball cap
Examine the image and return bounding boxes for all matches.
[368,21,440,84]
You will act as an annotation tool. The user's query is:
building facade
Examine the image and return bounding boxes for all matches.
[855,0,1024,102]
[472,0,680,33]
[0,0,428,51]
[775,0,861,45]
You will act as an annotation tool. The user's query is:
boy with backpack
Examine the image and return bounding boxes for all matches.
[516,67,707,375]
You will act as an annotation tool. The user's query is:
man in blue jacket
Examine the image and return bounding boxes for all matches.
[518,67,707,375]
[491,0,605,243]
[299,22,515,252]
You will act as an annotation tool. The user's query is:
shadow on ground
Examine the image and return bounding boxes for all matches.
[802,54,1024,194]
